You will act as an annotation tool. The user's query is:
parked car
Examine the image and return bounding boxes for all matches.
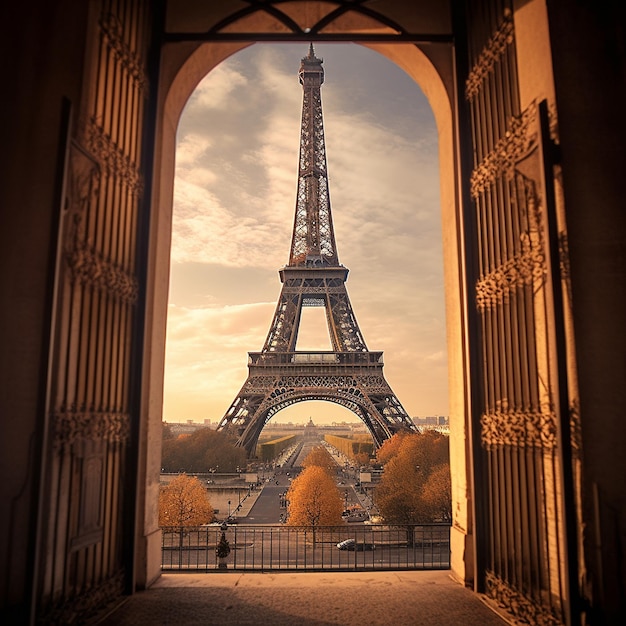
[336,539,375,551]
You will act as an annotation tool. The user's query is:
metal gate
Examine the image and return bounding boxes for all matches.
[460,1,579,624]
[37,1,154,621]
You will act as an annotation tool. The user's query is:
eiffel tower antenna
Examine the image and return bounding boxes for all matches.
[218,46,416,456]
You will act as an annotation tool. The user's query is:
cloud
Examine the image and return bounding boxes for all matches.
[164,44,449,423]
[176,134,213,168]
[163,302,276,421]
[171,176,281,266]
[171,52,303,269]
[172,103,440,275]
[185,63,249,111]
[172,44,441,272]
[163,296,447,422]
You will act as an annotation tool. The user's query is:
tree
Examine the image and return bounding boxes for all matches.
[375,432,451,542]
[421,463,452,523]
[161,427,247,473]
[302,445,337,474]
[375,432,407,465]
[287,465,343,542]
[376,454,423,531]
[352,451,371,467]
[162,422,175,441]
[158,473,214,527]
[377,431,449,480]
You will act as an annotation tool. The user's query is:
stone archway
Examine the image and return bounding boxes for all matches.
[7,1,625,623]
[140,29,472,589]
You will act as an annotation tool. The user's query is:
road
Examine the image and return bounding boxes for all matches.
[242,438,365,524]
[244,472,291,524]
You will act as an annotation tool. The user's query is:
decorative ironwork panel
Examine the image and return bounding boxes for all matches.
[39,0,151,622]
[463,2,574,624]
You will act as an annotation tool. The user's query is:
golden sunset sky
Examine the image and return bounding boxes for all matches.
[163,43,448,425]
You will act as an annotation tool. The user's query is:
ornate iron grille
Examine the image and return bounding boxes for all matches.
[39,1,151,621]
[463,2,571,624]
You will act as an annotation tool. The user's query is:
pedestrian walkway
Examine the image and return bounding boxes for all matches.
[97,570,510,625]
[233,486,263,517]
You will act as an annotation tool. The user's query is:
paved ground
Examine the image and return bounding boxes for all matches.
[130,447,509,625]
[97,570,510,626]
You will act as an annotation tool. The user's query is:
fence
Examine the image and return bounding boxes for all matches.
[161,524,450,572]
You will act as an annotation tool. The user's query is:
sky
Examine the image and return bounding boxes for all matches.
[163,43,448,426]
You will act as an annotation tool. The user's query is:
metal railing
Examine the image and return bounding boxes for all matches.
[161,524,450,572]
[247,352,384,366]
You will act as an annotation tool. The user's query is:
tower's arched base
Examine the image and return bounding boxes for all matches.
[218,351,416,456]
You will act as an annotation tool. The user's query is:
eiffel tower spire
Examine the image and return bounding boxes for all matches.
[262,45,366,354]
[219,46,415,455]
[289,43,338,267]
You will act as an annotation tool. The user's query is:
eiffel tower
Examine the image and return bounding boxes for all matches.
[219,45,416,456]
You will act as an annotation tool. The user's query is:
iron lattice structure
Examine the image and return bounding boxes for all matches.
[219,45,416,455]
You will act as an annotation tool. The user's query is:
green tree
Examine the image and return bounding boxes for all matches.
[216,531,231,569]
[158,473,214,527]
[287,465,343,542]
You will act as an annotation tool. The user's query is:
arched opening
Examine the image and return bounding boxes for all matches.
[143,34,470,586]
[6,1,623,622]
[275,401,366,426]
[162,42,447,436]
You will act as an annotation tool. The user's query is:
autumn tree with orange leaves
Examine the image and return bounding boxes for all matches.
[158,473,214,527]
[287,465,343,541]
[421,463,452,523]
[376,432,451,541]
[375,431,408,464]
[301,445,337,474]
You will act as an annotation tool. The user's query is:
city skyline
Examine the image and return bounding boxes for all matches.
[163,43,448,426]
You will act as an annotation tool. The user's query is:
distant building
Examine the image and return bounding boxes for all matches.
[413,416,449,429]
[163,420,213,436]
[303,418,318,439]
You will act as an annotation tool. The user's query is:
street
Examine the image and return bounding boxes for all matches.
[243,439,368,524]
